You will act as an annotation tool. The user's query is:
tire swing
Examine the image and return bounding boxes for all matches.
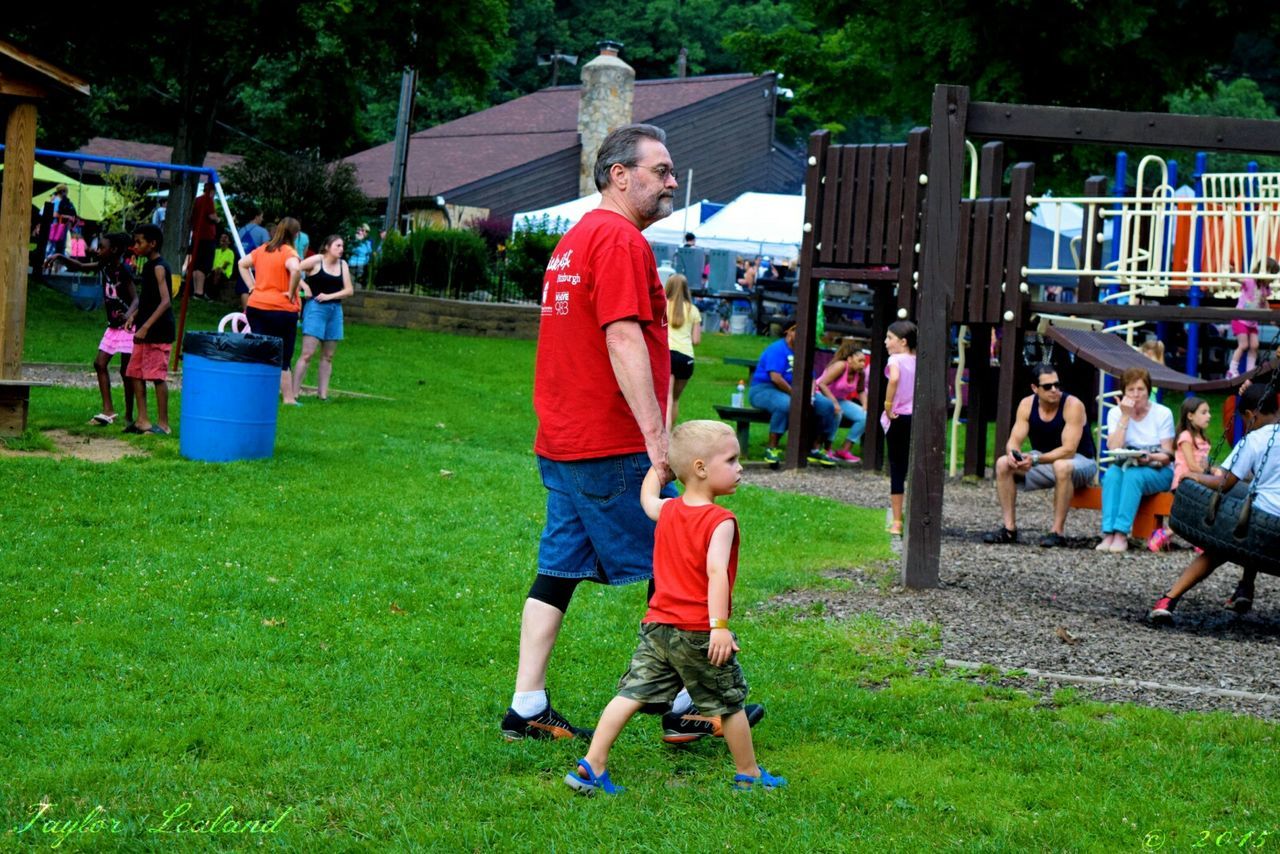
[1168,367,1280,576]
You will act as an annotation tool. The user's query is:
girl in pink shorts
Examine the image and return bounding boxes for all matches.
[1228,257,1277,378]
[48,232,137,425]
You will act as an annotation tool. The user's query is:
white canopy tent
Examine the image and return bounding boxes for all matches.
[643,202,709,246]
[511,193,601,233]
[688,192,803,259]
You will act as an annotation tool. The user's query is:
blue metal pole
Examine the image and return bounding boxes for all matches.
[1245,160,1259,273]
[1187,152,1207,376]
[4,144,242,255]
[1155,159,1179,356]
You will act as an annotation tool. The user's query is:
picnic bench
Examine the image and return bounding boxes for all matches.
[0,378,53,436]
[1068,486,1174,540]
[715,354,854,456]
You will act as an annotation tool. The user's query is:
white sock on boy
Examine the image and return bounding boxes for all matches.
[512,690,548,718]
[670,688,693,715]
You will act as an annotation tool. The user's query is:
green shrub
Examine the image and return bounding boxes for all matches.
[413,228,491,297]
[506,217,564,301]
[371,229,411,290]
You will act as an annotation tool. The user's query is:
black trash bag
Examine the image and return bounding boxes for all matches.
[183,331,282,368]
[1169,479,1280,576]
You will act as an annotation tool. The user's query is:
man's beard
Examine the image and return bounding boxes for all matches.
[643,193,674,223]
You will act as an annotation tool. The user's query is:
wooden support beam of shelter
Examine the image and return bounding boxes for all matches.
[904,85,968,588]
[0,39,88,434]
[967,101,1280,156]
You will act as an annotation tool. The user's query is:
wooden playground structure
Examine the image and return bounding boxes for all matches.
[786,84,1280,588]
[0,41,88,435]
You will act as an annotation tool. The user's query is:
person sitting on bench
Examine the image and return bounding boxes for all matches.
[985,363,1097,548]
[1096,367,1175,553]
[747,321,838,466]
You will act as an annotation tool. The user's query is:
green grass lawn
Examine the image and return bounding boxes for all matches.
[3,284,1278,851]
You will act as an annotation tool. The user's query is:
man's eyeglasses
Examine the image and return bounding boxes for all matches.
[1036,381,1061,391]
[629,163,676,181]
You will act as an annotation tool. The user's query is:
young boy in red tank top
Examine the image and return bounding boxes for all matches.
[564,421,786,795]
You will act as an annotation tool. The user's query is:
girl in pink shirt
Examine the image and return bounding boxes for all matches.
[1228,257,1277,377]
[881,320,917,536]
[1149,396,1213,552]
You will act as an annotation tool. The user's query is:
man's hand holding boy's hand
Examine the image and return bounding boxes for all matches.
[708,628,738,666]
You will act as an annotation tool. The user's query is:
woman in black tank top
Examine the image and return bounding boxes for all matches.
[292,234,355,402]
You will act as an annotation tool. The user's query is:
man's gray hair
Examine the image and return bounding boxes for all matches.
[594,124,667,191]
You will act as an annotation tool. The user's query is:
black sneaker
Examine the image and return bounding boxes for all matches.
[983,527,1018,544]
[501,701,592,741]
[661,703,765,744]
[1224,585,1254,615]
[1038,532,1067,548]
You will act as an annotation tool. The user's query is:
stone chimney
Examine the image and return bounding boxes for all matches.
[578,40,635,197]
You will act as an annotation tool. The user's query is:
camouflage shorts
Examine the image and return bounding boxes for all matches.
[615,622,748,717]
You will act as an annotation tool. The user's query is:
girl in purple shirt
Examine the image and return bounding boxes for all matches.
[882,320,917,535]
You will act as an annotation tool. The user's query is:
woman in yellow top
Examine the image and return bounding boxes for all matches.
[237,217,303,405]
[664,273,701,428]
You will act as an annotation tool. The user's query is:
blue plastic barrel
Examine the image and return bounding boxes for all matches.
[180,331,283,462]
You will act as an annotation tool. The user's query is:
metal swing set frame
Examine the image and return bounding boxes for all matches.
[4,143,245,368]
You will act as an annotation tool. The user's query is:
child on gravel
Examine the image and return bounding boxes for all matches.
[882,320,918,536]
[564,420,785,795]
[1147,396,1213,552]
[47,232,136,427]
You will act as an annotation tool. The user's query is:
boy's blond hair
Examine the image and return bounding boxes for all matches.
[669,420,735,482]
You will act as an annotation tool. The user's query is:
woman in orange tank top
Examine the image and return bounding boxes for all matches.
[237,217,304,405]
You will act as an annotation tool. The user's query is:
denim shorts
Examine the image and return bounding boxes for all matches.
[537,452,677,585]
[301,299,344,341]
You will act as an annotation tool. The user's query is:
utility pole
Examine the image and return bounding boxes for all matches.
[538,49,578,86]
[384,66,417,235]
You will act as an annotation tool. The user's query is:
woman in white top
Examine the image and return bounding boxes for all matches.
[1098,367,1175,552]
[664,273,701,428]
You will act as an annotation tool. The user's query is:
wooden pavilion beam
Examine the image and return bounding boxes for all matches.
[968,101,1280,156]
[0,102,37,380]
[904,85,968,588]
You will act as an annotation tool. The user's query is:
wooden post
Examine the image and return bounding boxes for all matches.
[786,130,830,469]
[994,163,1036,456]
[0,102,37,380]
[903,85,968,588]
[962,142,1005,478]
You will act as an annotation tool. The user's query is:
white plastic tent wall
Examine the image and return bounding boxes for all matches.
[511,193,601,234]
[688,192,803,259]
[643,202,706,246]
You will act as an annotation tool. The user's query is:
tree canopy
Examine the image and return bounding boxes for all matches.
[6,0,1280,202]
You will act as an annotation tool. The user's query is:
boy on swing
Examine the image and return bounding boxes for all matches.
[565,421,785,795]
[1151,382,1280,623]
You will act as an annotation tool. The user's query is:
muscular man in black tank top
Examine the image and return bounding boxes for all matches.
[984,363,1098,547]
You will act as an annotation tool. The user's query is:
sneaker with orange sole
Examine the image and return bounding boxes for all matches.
[502,698,592,741]
[662,703,765,744]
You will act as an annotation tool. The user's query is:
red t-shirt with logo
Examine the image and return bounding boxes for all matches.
[533,208,670,460]
[644,499,739,631]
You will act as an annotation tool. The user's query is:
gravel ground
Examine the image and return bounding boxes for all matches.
[746,465,1280,718]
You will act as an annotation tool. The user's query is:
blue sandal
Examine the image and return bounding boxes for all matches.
[564,759,622,796]
[732,767,788,791]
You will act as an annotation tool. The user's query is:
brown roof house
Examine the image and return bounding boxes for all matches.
[345,43,803,221]
[67,137,242,180]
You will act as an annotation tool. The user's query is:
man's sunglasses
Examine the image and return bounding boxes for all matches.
[1036,381,1061,391]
